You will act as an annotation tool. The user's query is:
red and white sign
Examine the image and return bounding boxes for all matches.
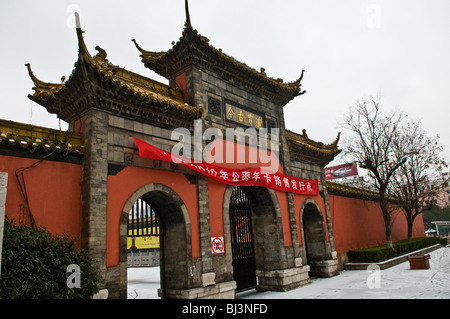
[134,137,319,195]
[211,237,224,254]
[325,163,358,180]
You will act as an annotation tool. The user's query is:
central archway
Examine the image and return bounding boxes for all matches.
[223,186,286,293]
[119,184,192,299]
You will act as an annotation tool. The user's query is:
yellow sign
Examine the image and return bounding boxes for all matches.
[225,103,264,129]
[127,236,160,250]
[128,226,160,250]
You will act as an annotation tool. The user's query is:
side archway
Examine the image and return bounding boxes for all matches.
[300,199,329,265]
[119,183,192,298]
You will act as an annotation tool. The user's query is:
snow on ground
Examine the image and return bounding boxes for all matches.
[127,266,161,299]
[127,246,450,299]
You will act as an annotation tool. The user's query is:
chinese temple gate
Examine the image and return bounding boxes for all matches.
[0,2,425,299]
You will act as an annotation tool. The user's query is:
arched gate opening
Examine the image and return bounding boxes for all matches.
[127,197,164,298]
[120,184,192,299]
[225,186,286,293]
[301,201,329,275]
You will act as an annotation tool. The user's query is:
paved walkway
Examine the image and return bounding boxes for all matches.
[127,246,450,299]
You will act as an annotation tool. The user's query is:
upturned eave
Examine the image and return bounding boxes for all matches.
[133,23,306,106]
[26,14,202,126]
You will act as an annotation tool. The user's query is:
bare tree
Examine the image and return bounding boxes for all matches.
[340,94,406,248]
[389,120,448,241]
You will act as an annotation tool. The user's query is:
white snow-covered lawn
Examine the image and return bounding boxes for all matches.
[127,246,450,299]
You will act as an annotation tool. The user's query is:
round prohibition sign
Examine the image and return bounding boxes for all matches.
[211,237,224,254]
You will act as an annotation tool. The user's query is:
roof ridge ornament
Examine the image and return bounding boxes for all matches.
[185,0,192,27]
[74,12,92,61]
[94,45,108,61]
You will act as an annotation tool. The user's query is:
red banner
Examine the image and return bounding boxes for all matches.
[134,137,319,195]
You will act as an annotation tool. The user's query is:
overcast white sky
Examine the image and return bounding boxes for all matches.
[1,0,449,166]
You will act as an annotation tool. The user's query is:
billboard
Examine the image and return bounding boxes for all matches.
[325,163,358,180]
[127,236,160,250]
[127,227,160,250]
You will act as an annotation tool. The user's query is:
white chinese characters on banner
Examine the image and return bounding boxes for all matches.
[134,137,319,196]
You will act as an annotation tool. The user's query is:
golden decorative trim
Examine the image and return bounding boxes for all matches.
[0,119,84,155]
[326,181,380,200]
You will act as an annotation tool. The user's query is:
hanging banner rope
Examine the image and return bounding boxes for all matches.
[134,137,319,195]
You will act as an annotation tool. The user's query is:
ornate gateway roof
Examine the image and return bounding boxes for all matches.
[132,0,305,106]
[286,129,341,166]
[26,13,202,128]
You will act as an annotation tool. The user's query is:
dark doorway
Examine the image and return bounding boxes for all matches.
[229,186,257,292]
[302,203,328,264]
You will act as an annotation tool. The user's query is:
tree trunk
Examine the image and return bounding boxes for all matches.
[380,200,393,248]
[407,212,416,242]
[407,221,414,242]
[400,207,415,242]
[385,219,393,248]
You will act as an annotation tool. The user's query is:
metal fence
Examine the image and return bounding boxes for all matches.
[127,250,160,267]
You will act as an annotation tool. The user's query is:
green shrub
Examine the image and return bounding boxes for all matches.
[348,236,447,263]
[393,237,447,256]
[0,218,103,299]
[347,246,395,263]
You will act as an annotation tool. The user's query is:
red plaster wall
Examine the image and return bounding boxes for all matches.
[329,194,426,253]
[0,155,82,239]
[175,73,188,101]
[276,190,292,247]
[2,150,428,267]
[106,165,199,266]
[207,179,227,239]
[205,138,282,173]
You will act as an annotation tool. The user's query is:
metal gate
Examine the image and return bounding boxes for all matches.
[229,187,257,292]
[127,197,166,297]
[128,197,163,238]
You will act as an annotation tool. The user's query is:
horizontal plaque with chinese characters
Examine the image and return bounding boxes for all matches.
[225,103,264,129]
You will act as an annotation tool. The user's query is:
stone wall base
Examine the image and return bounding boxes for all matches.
[309,259,339,277]
[92,289,109,299]
[161,281,237,299]
[256,266,311,292]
